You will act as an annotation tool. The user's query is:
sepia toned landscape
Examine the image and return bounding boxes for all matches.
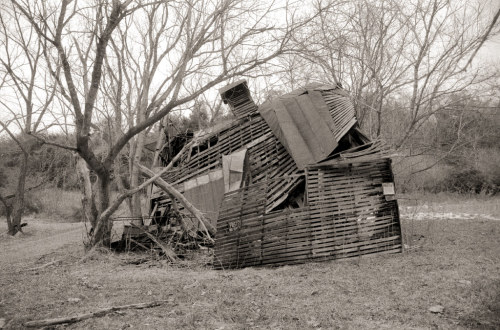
[1,0,499,329]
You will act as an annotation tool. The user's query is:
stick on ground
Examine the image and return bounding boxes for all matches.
[24,299,174,328]
[25,259,62,272]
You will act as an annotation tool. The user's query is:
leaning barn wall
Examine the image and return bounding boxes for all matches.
[214,158,402,269]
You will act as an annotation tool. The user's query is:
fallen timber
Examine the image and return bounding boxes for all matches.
[140,79,403,268]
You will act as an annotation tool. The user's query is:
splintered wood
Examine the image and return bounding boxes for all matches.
[152,85,356,219]
[155,114,302,214]
[214,159,402,269]
[149,81,403,269]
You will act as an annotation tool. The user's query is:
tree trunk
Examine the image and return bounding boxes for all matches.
[130,131,146,220]
[75,156,114,246]
[90,173,113,246]
[130,132,145,226]
[76,156,98,227]
[8,152,29,235]
[147,119,166,214]
[376,93,383,138]
[0,195,13,233]
[151,119,166,169]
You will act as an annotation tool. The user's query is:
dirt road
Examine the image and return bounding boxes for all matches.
[0,220,86,270]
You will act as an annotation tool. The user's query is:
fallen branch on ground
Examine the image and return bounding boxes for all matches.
[25,259,62,272]
[130,224,179,262]
[24,299,175,328]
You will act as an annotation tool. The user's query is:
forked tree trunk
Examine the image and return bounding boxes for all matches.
[76,156,114,246]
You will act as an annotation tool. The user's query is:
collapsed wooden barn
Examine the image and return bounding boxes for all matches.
[149,80,402,268]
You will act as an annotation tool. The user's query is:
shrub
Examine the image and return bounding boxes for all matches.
[440,169,487,194]
[393,154,452,193]
[393,147,500,195]
[70,205,85,222]
[36,188,83,221]
[23,192,44,214]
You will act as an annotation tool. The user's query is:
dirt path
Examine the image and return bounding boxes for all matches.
[0,221,86,270]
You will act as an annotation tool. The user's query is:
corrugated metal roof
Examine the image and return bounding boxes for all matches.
[258,84,355,170]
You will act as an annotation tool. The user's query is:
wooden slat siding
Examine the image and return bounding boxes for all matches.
[221,211,397,251]
[320,89,356,141]
[214,182,267,269]
[215,211,398,269]
[254,223,397,253]
[153,111,302,214]
[162,114,267,183]
[215,219,400,269]
[306,159,401,258]
[214,158,402,269]
[152,86,358,221]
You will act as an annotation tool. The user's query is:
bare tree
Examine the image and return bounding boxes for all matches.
[395,0,499,148]
[0,4,57,235]
[10,0,318,245]
[285,0,500,147]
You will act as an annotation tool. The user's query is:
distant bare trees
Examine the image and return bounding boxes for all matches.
[285,0,500,148]
[0,4,57,235]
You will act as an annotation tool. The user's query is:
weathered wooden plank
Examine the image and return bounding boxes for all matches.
[215,212,398,253]
[223,231,398,263]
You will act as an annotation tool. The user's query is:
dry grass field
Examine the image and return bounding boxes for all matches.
[0,195,499,329]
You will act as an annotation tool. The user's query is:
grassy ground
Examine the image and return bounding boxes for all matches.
[399,192,500,216]
[0,196,499,329]
[35,189,83,221]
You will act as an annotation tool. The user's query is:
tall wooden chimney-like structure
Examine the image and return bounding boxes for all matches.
[219,79,257,118]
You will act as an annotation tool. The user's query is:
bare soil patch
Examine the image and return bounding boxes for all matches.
[0,219,85,269]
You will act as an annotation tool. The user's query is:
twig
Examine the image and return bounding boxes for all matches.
[131,224,178,262]
[2,181,46,200]
[24,299,174,328]
[28,131,78,152]
[128,238,153,252]
[464,8,500,69]
[25,259,62,272]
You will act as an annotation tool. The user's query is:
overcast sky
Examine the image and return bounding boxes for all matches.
[477,0,500,64]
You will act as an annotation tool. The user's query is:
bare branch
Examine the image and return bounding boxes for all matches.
[28,132,78,152]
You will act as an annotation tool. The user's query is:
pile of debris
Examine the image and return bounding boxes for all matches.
[120,79,403,268]
[111,211,213,262]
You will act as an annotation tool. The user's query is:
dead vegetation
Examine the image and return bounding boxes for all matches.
[0,197,499,329]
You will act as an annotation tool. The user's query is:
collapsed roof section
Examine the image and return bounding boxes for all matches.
[151,80,365,229]
[258,84,356,169]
